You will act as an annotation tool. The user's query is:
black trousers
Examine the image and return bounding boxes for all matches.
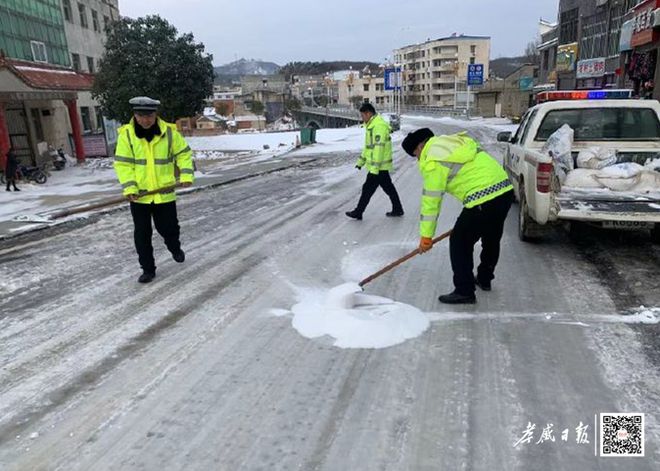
[130,201,181,273]
[355,171,403,215]
[449,190,514,295]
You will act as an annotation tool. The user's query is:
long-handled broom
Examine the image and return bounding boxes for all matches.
[358,229,453,289]
[13,185,181,224]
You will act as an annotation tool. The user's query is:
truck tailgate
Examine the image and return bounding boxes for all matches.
[556,192,660,223]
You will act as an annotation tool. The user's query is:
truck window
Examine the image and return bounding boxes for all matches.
[535,108,660,141]
[520,109,539,144]
[511,110,531,144]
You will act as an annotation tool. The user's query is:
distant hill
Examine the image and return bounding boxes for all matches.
[279,61,382,80]
[214,59,280,77]
[490,55,535,79]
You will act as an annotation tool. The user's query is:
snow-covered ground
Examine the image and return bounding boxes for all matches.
[2,116,658,469]
[0,127,367,229]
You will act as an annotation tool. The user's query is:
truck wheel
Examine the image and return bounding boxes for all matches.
[651,224,660,245]
[518,184,541,242]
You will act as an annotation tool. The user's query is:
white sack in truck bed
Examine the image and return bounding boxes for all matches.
[541,124,574,183]
[576,147,617,169]
[564,162,660,192]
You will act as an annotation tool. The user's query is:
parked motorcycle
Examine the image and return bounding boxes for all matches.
[18,164,47,184]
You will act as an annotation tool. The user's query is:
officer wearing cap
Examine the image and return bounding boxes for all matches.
[402,129,513,304]
[113,96,194,283]
[345,103,404,220]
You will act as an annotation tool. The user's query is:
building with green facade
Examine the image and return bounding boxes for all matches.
[0,0,70,67]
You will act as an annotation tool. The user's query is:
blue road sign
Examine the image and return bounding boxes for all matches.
[467,64,484,86]
[384,67,402,91]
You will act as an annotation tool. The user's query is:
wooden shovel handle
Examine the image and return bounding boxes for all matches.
[47,185,179,220]
[358,230,452,288]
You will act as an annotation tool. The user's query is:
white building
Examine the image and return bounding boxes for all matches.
[62,0,120,155]
[394,34,491,108]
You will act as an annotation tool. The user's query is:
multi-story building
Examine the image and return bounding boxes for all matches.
[337,73,393,110]
[62,0,120,154]
[393,34,491,108]
[555,0,639,90]
[538,19,559,86]
[0,0,96,165]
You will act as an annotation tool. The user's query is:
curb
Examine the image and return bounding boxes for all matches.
[0,157,317,245]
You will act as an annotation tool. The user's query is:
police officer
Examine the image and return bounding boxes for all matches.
[402,129,514,304]
[113,97,194,283]
[345,103,404,220]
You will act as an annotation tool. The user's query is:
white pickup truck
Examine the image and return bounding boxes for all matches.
[497,92,660,243]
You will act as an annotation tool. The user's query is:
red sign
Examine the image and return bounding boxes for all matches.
[631,0,660,47]
[82,134,108,157]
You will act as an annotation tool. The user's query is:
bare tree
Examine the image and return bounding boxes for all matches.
[525,38,541,65]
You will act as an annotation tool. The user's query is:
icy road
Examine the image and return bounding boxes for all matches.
[1,117,659,470]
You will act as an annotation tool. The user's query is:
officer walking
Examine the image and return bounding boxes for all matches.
[113,97,194,283]
[345,103,404,220]
[402,129,514,304]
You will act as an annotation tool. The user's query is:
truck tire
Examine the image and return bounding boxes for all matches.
[518,184,543,242]
[652,224,660,245]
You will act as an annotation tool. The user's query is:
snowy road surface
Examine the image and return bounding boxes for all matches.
[1,117,659,470]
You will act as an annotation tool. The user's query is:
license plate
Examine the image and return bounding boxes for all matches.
[602,220,652,229]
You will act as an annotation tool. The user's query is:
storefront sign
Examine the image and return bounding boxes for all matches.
[519,76,534,91]
[619,19,635,52]
[576,58,606,78]
[556,43,578,72]
[631,0,660,47]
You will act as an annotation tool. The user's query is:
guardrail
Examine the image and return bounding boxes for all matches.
[299,105,361,119]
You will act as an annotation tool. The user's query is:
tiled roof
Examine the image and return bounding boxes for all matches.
[0,57,94,91]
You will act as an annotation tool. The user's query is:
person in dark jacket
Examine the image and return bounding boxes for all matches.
[5,148,20,192]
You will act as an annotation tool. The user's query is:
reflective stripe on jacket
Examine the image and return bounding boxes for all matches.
[419,133,512,238]
[113,118,194,204]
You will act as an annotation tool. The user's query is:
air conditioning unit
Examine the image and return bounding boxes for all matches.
[652,9,660,28]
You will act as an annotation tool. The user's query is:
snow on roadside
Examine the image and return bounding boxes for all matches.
[404,115,519,134]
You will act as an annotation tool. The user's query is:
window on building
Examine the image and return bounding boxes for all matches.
[470,57,476,64]
[78,3,88,28]
[471,45,476,54]
[72,53,81,71]
[30,41,47,63]
[92,10,100,32]
[363,84,370,92]
[560,7,579,44]
[63,0,72,22]
[87,56,95,73]
[95,107,104,130]
[81,107,92,132]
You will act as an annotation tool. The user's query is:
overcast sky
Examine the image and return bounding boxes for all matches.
[118,0,559,66]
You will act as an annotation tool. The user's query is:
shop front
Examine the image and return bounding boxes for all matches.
[625,0,660,99]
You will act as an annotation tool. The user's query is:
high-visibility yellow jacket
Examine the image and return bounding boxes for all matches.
[356,114,393,175]
[419,133,512,238]
[114,118,194,204]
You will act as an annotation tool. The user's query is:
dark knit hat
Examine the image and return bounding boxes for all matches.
[402,128,434,156]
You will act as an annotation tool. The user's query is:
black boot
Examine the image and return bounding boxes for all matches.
[345,210,362,220]
[172,249,185,263]
[474,276,491,291]
[13,186,20,191]
[386,209,404,217]
[138,271,156,283]
[438,291,476,304]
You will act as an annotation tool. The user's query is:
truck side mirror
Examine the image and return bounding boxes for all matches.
[497,132,512,143]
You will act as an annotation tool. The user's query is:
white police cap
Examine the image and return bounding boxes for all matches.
[129,96,161,112]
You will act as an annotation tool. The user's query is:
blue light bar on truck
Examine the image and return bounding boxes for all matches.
[536,90,633,103]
